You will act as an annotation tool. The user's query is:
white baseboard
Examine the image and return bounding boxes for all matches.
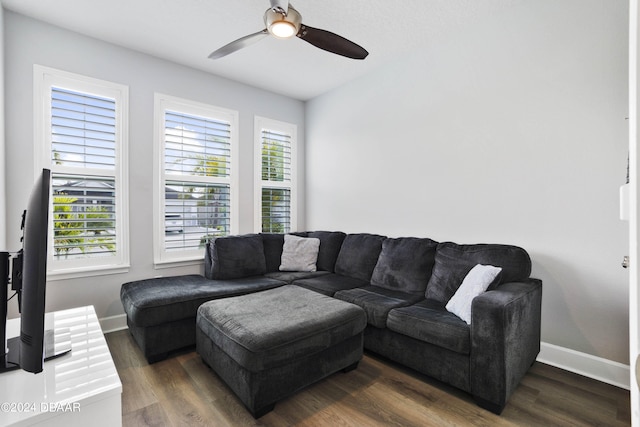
[99,313,128,334]
[94,319,631,391]
[537,341,630,390]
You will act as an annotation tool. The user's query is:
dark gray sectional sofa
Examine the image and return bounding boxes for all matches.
[120,231,542,414]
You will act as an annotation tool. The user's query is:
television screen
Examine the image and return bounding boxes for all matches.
[0,168,70,374]
[18,168,51,373]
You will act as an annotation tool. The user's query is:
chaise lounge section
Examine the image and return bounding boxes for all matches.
[120,274,283,363]
[120,230,542,415]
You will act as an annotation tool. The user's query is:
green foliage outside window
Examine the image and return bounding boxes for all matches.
[52,194,115,257]
[192,153,229,178]
[53,195,85,256]
[262,139,286,181]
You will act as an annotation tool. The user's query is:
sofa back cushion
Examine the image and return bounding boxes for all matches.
[370,237,439,295]
[425,242,532,304]
[308,231,347,272]
[261,233,286,272]
[205,234,267,280]
[334,233,386,281]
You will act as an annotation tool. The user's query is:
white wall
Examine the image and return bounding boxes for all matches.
[306,0,630,364]
[3,11,305,320]
[0,6,6,251]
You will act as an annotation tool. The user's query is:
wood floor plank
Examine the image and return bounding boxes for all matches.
[140,355,228,426]
[118,366,159,415]
[106,326,148,369]
[122,402,172,427]
[105,330,631,426]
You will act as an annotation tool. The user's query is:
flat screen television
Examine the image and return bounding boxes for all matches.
[1,168,70,374]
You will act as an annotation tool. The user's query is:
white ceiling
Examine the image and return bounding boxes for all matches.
[1,0,518,100]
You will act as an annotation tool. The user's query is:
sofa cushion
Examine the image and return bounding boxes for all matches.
[120,274,284,327]
[370,237,438,295]
[334,233,386,282]
[205,234,267,280]
[425,242,531,304]
[387,299,471,354]
[334,285,423,328]
[261,233,286,272]
[308,231,347,272]
[279,234,321,272]
[293,273,369,296]
[265,270,331,284]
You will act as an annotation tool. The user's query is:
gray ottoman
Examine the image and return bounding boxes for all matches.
[196,285,367,418]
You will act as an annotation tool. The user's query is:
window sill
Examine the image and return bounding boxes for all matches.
[47,264,130,281]
[154,257,204,270]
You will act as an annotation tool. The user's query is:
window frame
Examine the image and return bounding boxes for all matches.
[254,116,297,234]
[153,93,239,267]
[33,65,130,280]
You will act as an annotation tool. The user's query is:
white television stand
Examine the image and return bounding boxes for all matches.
[0,306,122,427]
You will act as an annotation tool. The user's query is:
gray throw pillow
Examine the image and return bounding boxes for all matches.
[280,234,320,272]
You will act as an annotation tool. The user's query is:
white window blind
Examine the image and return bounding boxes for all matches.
[164,111,231,178]
[50,88,118,260]
[163,178,231,252]
[261,188,291,233]
[52,174,116,258]
[154,94,238,264]
[51,88,116,169]
[35,65,129,278]
[261,130,292,183]
[255,117,296,234]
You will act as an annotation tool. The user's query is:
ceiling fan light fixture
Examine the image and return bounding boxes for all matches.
[270,20,296,38]
[264,6,301,39]
[208,2,368,60]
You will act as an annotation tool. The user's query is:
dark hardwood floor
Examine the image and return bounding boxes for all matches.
[106,329,631,426]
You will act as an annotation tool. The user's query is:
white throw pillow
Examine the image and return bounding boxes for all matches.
[445,264,502,324]
[279,234,321,272]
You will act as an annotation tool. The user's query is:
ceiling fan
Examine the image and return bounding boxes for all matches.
[208,0,368,60]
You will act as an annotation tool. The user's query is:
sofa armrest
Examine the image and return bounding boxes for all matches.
[470,278,542,414]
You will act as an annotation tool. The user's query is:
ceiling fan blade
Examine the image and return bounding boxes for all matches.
[208,29,269,59]
[269,0,289,15]
[297,24,368,60]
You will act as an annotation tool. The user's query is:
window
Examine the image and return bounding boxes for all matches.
[34,65,129,278]
[154,94,238,265]
[255,117,297,233]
